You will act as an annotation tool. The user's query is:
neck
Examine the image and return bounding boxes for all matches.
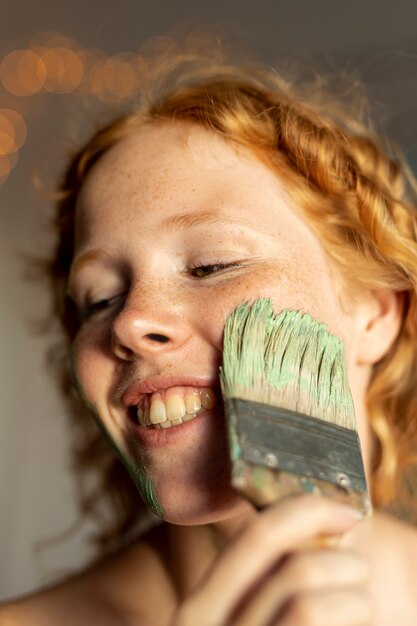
[167,506,257,599]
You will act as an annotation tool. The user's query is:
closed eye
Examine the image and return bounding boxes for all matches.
[80,293,126,321]
[188,261,241,278]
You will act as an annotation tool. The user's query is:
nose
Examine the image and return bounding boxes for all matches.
[111,297,192,362]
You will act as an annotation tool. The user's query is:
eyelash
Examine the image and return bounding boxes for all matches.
[188,260,241,278]
[79,294,124,321]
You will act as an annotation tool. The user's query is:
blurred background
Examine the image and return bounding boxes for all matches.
[2,0,417,602]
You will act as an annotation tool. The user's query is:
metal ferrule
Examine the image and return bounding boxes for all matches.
[226,397,369,494]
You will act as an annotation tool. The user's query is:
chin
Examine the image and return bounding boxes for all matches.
[158,485,252,526]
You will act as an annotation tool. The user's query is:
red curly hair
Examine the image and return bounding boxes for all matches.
[46,52,417,554]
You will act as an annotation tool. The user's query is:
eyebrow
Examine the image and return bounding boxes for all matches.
[158,209,242,232]
[68,249,113,285]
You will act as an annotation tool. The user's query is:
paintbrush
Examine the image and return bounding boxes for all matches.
[219,298,372,517]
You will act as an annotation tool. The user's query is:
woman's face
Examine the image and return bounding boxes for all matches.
[69,122,366,524]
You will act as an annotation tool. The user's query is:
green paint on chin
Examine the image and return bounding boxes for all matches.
[121,455,164,518]
[69,349,164,518]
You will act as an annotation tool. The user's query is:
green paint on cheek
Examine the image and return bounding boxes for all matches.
[69,349,164,518]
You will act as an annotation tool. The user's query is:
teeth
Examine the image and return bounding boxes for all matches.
[183,412,197,422]
[135,386,217,429]
[185,392,201,414]
[165,393,186,421]
[201,388,215,409]
[149,396,167,424]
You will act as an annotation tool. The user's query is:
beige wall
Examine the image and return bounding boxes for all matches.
[0,245,92,600]
[0,227,98,600]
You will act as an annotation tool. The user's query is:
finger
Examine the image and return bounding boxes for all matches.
[279,548,370,593]
[232,549,369,626]
[278,589,371,626]
[189,495,361,625]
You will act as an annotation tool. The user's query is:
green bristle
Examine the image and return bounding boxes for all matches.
[221,299,274,395]
[220,298,370,515]
[220,299,357,431]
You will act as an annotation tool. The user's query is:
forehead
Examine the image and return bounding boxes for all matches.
[76,121,297,226]
[73,121,331,281]
[81,121,271,187]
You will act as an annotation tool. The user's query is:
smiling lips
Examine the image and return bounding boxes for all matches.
[134,386,217,429]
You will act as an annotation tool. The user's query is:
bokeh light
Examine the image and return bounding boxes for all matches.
[131,54,148,78]
[40,47,84,93]
[0,149,19,187]
[0,109,27,151]
[0,30,198,187]
[0,50,46,96]
[76,47,107,94]
[90,55,142,105]
[0,117,16,154]
[139,35,181,63]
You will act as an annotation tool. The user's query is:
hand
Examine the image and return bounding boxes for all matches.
[170,495,371,626]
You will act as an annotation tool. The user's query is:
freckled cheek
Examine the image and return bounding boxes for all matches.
[192,270,295,349]
[264,263,350,336]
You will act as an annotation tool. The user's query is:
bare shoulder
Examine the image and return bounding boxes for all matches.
[0,523,177,626]
[372,512,417,615]
[0,572,123,626]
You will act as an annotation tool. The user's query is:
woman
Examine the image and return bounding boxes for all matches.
[1,53,417,625]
